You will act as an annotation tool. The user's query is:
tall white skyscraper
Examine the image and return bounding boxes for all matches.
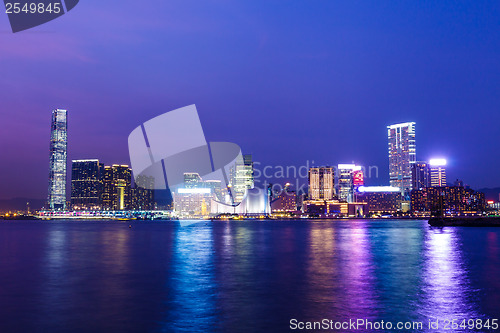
[48,109,68,210]
[387,122,416,193]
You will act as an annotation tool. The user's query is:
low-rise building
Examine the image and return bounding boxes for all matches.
[271,189,297,213]
[303,200,366,217]
[354,186,402,214]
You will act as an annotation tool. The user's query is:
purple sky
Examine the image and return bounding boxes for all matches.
[1,1,500,199]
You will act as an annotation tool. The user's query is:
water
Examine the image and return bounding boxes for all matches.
[0,220,499,332]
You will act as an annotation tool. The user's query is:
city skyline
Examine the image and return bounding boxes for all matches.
[3,106,498,207]
[35,105,488,218]
[2,1,500,199]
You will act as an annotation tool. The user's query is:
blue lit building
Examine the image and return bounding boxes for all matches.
[48,109,68,210]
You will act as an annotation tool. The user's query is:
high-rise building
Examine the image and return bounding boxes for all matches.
[231,154,254,204]
[205,180,223,202]
[184,173,202,188]
[429,159,447,187]
[388,122,416,193]
[308,167,335,200]
[102,165,132,210]
[131,175,155,211]
[48,109,68,210]
[102,166,113,209]
[183,173,224,200]
[71,159,104,210]
[411,161,430,190]
[338,164,361,203]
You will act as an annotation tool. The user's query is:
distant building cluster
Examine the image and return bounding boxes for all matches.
[71,160,155,211]
[173,155,271,217]
[273,121,486,217]
[45,107,268,217]
[299,165,402,217]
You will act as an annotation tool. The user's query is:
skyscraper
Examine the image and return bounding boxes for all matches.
[411,161,430,190]
[131,174,155,211]
[429,159,447,187]
[184,173,202,188]
[338,164,361,203]
[231,154,254,204]
[71,159,104,210]
[48,109,68,210]
[205,180,223,202]
[102,165,132,210]
[308,167,335,200]
[388,122,416,193]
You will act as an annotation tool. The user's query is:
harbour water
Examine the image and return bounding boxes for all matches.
[0,220,499,332]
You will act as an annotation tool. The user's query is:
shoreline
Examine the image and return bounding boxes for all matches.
[428,216,500,227]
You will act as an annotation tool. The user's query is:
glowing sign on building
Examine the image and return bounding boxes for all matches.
[353,169,364,187]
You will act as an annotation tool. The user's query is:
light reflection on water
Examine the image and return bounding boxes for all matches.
[0,220,499,332]
[420,228,481,327]
[164,226,218,333]
[337,225,377,320]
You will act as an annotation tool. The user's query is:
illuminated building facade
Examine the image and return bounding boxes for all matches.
[338,164,362,203]
[308,167,335,200]
[388,122,416,193]
[131,175,155,210]
[411,161,430,190]
[102,165,132,210]
[205,180,224,202]
[173,173,227,216]
[184,173,203,188]
[303,200,366,217]
[69,158,155,211]
[353,168,364,187]
[354,186,402,214]
[488,201,500,213]
[231,154,254,204]
[429,159,447,187]
[211,188,271,215]
[174,187,213,216]
[271,185,297,212]
[71,159,104,210]
[411,186,485,216]
[48,108,68,210]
